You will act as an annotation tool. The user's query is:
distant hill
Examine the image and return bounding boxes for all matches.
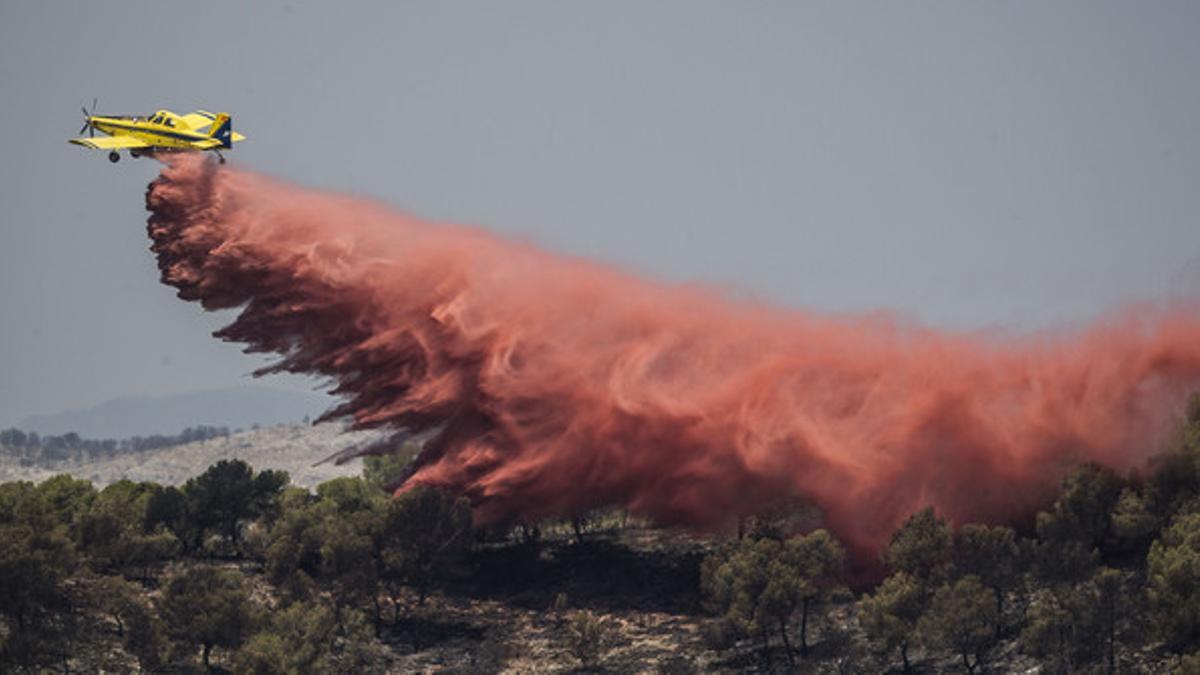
[17,386,333,439]
[0,422,383,489]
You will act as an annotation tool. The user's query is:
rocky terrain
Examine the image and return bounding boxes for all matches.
[0,422,380,488]
[2,414,1196,673]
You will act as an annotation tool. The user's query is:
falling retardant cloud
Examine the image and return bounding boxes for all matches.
[146,155,1200,565]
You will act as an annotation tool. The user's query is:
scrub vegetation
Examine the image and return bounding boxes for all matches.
[2,394,1200,672]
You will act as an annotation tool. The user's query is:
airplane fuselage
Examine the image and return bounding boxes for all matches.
[89,117,213,150]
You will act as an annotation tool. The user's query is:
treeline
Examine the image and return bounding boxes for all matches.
[3,395,1200,672]
[0,450,481,673]
[699,393,1200,672]
[0,425,231,466]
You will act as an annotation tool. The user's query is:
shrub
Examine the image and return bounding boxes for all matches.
[565,609,616,668]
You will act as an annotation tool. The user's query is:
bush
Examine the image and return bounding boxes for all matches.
[233,601,339,674]
[700,617,739,653]
[565,609,617,668]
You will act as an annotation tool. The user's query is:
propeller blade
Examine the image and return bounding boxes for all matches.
[79,99,97,136]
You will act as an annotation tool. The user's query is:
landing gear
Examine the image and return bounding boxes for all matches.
[215,150,226,165]
[108,151,120,163]
[130,150,141,159]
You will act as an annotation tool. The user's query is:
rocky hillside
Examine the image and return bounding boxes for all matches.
[15,386,332,439]
[0,422,381,488]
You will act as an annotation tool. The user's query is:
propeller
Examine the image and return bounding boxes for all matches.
[79,97,97,137]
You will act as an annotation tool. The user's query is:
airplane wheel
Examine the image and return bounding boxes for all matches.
[108,151,120,163]
[130,150,141,159]
[218,155,227,165]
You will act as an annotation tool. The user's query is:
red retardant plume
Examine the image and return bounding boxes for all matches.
[147,155,1200,563]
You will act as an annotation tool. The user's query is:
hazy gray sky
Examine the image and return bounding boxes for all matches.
[1,2,1198,426]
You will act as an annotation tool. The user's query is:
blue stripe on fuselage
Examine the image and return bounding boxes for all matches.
[93,119,211,144]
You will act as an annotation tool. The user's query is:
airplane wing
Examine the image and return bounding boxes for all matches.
[68,136,151,150]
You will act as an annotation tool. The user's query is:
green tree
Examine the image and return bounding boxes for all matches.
[362,443,420,492]
[261,484,389,630]
[1090,567,1133,675]
[884,507,954,583]
[1109,487,1158,553]
[701,531,845,667]
[918,575,996,673]
[0,478,77,668]
[84,572,170,668]
[778,530,845,655]
[158,565,257,668]
[0,523,74,629]
[377,485,473,605]
[77,480,176,578]
[233,601,341,674]
[701,541,765,642]
[0,480,39,525]
[1020,566,1136,674]
[1021,585,1083,674]
[1037,463,1124,551]
[857,571,925,673]
[1148,512,1200,653]
[144,484,191,548]
[121,593,168,671]
[1030,467,1124,584]
[34,473,96,526]
[0,521,76,670]
[955,523,1019,637]
[88,574,144,638]
[316,476,382,514]
[261,488,337,604]
[1146,399,1200,520]
[182,460,288,554]
[319,514,382,631]
[1027,531,1099,586]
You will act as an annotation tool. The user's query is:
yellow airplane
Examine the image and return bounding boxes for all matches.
[69,100,245,163]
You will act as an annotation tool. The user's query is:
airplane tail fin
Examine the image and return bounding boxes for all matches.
[207,113,233,149]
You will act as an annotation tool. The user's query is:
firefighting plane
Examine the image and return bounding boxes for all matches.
[68,100,245,163]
